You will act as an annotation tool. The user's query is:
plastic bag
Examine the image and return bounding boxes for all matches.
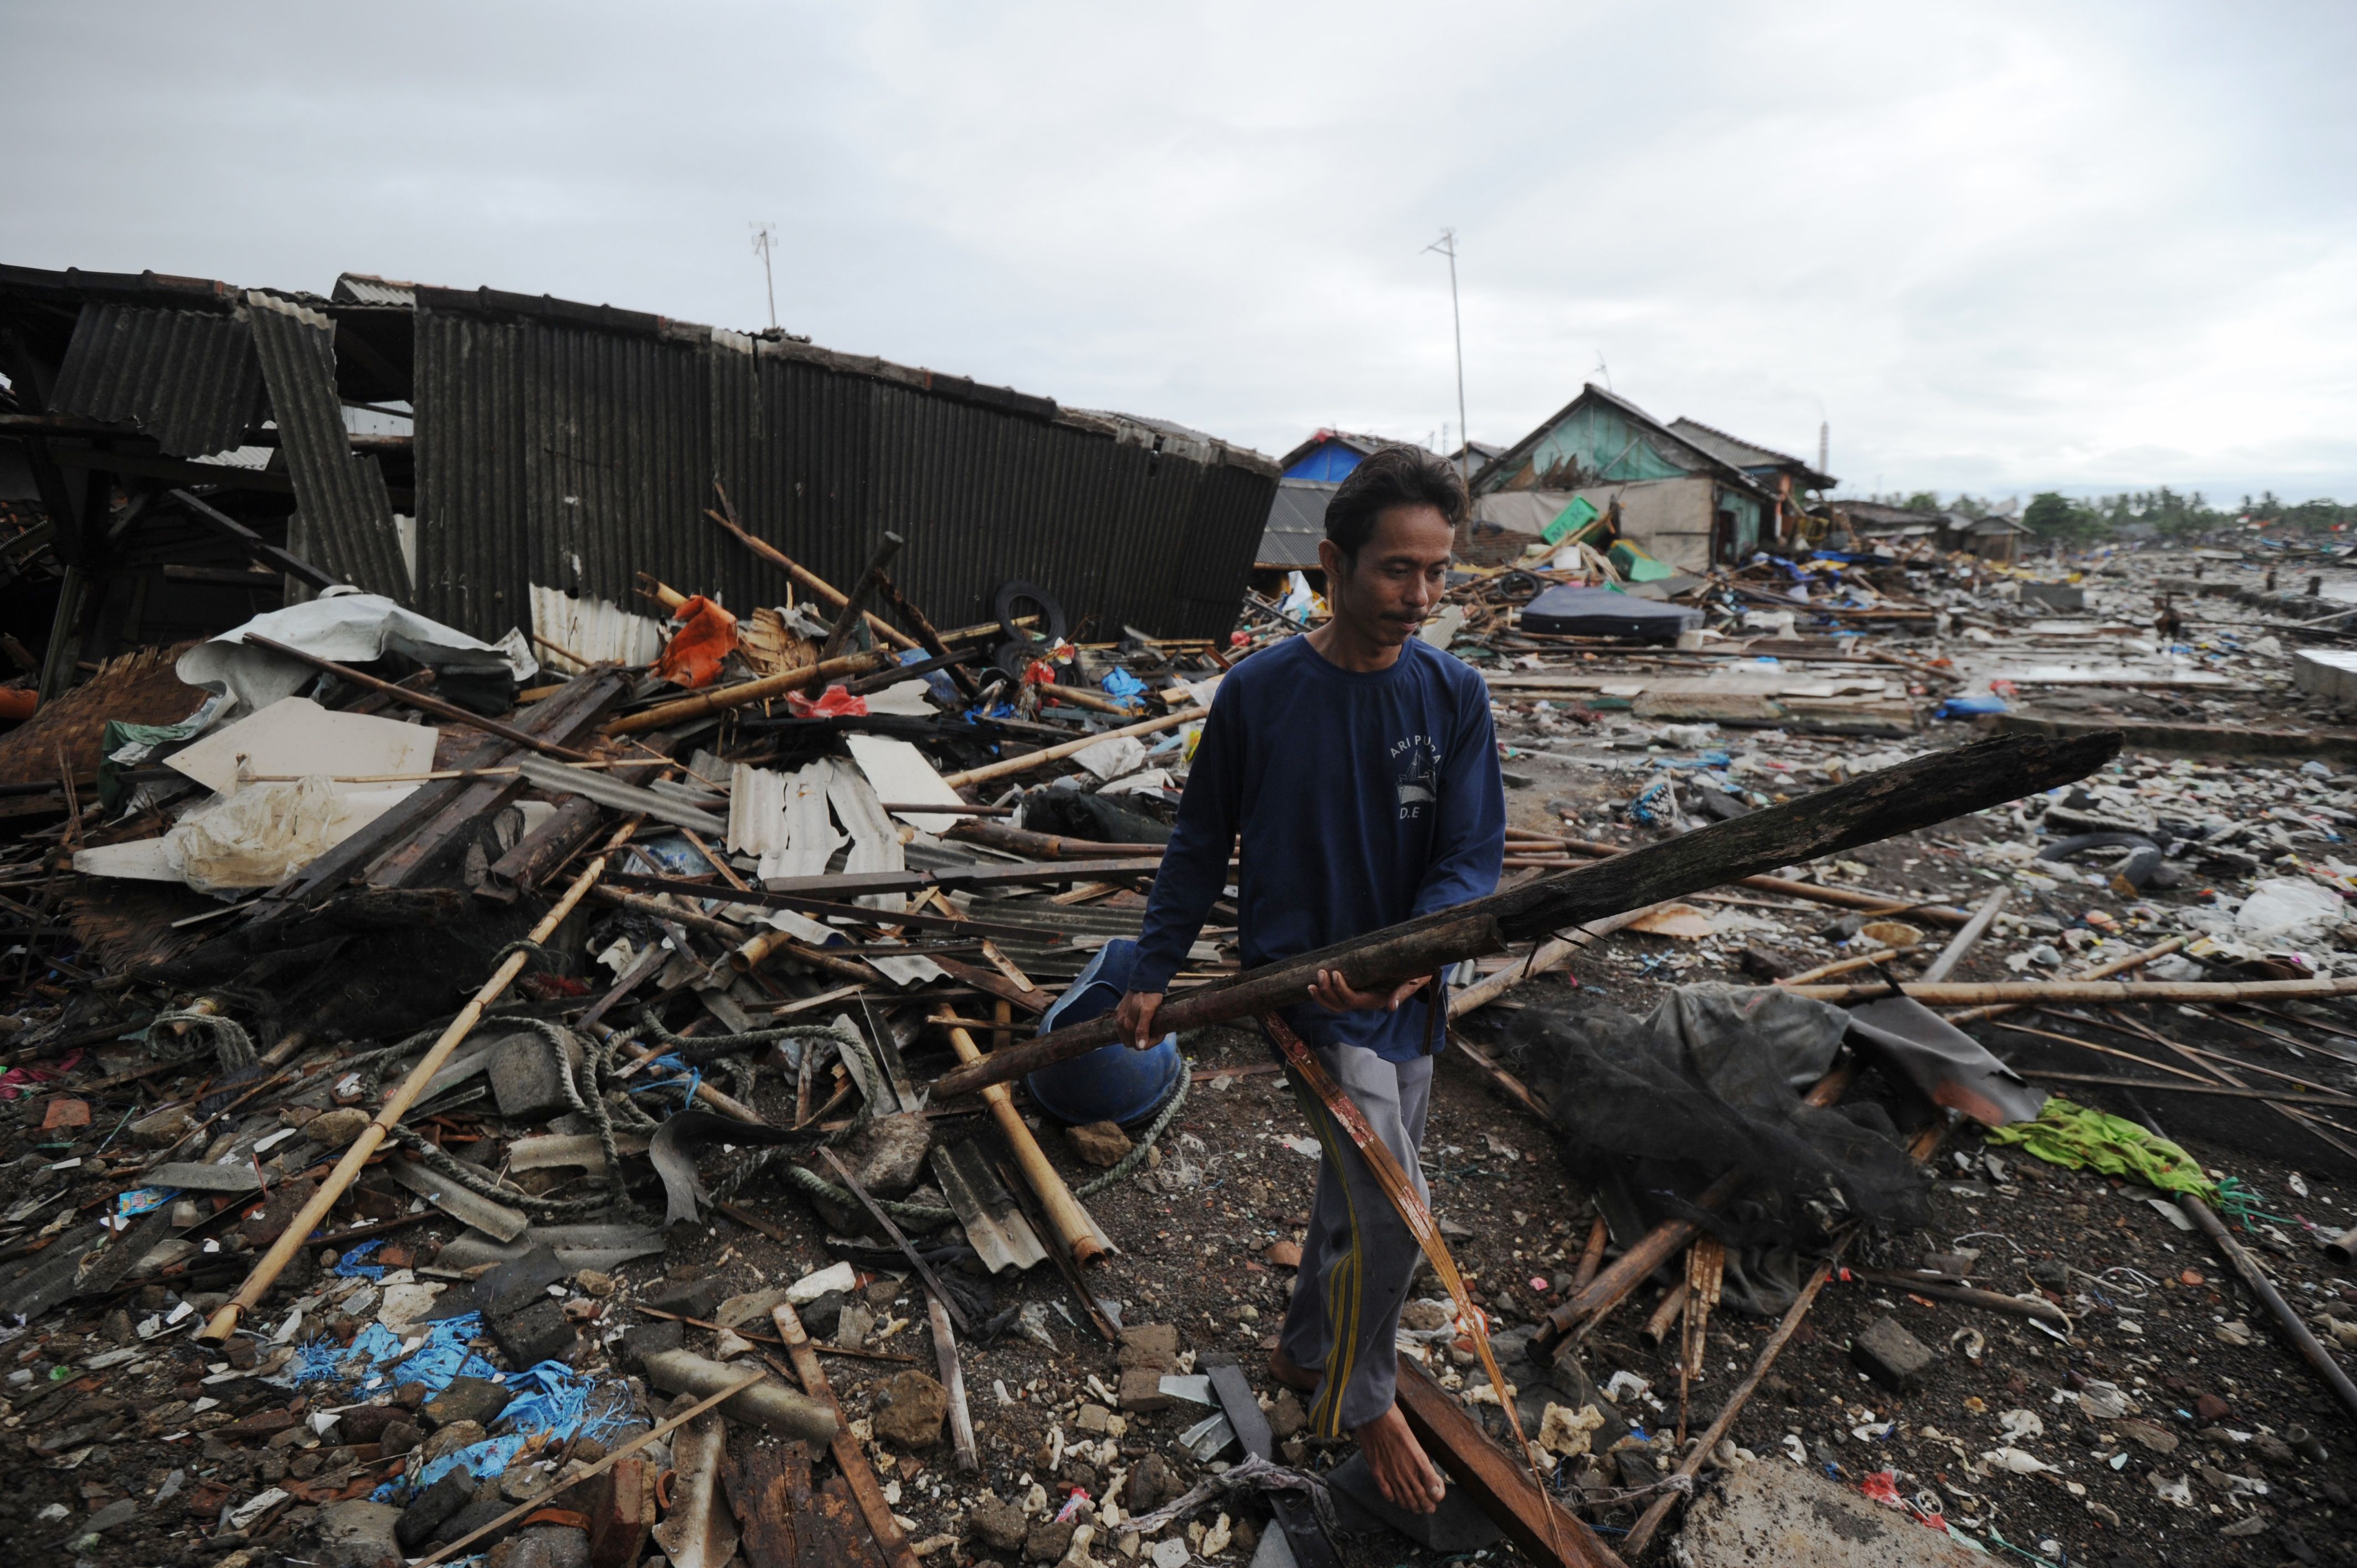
[785,684,868,718]
[2235,877,2344,943]
[165,776,409,893]
[651,595,740,689]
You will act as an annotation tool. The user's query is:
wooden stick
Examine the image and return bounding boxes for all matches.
[602,644,909,736]
[1776,944,1924,987]
[933,731,2119,1100]
[820,1147,969,1333]
[705,502,919,651]
[926,1288,980,1473]
[2176,1189,2357,1425]
[936,706,1204,790]
[1572,1214,1608,1289]
[1643,1281,1690,1343]
[630,1304,918,1361]
[1391,1352,1624,1568]
[771,1300,924,1568]
[1447,902,1670,1018]
[1919,888,2010,983]
[1259,1011,1593,1567]
[1786,976,2357,1004]
[241,633,591,763]
[1619,1241,1850,1559]
[198,808,649,1343]
[2014,1069,2357,1107]
[1851,1269,2071,1325]
[871,569,983,699]
[1941,936,2184,1023]
[412,1368,766,1567]
[814,532,905,668]
[933,1008,1108,1265]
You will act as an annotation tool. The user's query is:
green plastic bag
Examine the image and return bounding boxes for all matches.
[1985,1097,2216,1200]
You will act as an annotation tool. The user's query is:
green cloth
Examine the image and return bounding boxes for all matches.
[1985,1097,2217,1200]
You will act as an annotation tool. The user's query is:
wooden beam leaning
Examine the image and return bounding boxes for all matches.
[929,731,2122,1101]
[705,501,919,652]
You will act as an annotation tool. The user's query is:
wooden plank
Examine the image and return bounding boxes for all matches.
[1392,1354,1626,1568]
[930,731,2121,1098]
[722,1444,802,1568]
[771,1302,922,1568]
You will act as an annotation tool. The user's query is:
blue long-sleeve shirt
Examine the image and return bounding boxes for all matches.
[1131,633,1506,1061]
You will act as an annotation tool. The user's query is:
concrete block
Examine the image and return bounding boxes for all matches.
[2294,649,2357,704]
[489,1029,584,1120]
[1850,1314,1935,1394]
[1118,1366,1174,1412]
[491,1297,577,1369]
[1680,1459,1983,1567]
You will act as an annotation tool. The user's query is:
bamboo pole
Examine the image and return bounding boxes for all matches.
[1775,943,1924,987]
[705,504,919,651]
[1941,936,2184,1023]
[197,810,651,1344]
[933,1008,1108,1264]
[602,645,907,736]
[926,1290,980,1473]
[1786,975,2357,1004]
[936,706,1204,790]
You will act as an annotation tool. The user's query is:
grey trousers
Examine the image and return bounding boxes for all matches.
[1274,1039,1434,1436]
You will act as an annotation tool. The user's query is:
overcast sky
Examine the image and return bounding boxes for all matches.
[7,2,2353,504]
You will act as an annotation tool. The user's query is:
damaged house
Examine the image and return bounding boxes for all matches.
[0,264,1279,705]
[1463,384,1829,571]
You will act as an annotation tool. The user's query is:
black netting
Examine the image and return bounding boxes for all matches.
[1502,984,1928,1267]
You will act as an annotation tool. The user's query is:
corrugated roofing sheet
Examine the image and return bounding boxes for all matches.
[412,292,1275,643]
[1256,478,1335,568]
[47,303,264,457]
[245,291,409,599]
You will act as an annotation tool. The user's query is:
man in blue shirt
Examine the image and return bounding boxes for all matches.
[1116,445,1505,1515]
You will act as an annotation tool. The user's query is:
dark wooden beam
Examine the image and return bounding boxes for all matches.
[928,731,2122,1100]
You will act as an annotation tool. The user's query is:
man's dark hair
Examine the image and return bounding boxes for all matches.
[1324,444,1471,568]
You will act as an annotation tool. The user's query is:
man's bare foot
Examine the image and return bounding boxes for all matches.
[1268,1349,1321,1393]
[1354,1402,1448,1514]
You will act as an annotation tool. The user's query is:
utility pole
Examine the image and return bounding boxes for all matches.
[748,220,779,331]
[1425,229,1469,483]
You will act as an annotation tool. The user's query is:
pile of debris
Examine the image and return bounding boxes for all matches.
[1,505,2356,1568]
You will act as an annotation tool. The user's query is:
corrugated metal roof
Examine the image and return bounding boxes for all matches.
[412,292,1276,643]
[245,291,409,599]
[1666,416,1835,490]
[1256,478,1334,568]
[47,303,264,457]
[527,584,665,672]
[332,272,419,307]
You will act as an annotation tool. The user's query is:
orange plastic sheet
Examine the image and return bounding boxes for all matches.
[651,596,740,689]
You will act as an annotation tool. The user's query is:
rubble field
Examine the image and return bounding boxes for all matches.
[1,528,2355,1568]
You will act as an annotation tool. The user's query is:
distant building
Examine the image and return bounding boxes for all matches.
[1278,429,1392,482]
[1467,384,1799,570]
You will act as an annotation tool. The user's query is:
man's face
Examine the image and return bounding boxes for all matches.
[1321,503,1456,646]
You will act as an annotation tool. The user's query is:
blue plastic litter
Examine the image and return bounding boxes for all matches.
[400,1360,637,1497]
[116,1186,176,1219]
[334,1240,387,1281]
[1023,939,1182,1127]
[1628,780,1672,823]
[1934,694,2009,720]
[1100,667,1145,702]
[289,1311,500,1391]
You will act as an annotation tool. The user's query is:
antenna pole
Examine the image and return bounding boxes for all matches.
[1426,229,1469,483]
[749,221,779,331]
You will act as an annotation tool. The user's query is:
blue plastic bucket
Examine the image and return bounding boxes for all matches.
[1023,938,1182,1127]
